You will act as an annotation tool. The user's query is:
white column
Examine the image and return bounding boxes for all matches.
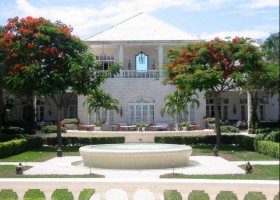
[118,44,124,65]
[158,45,163,69]
[247,92,251,127]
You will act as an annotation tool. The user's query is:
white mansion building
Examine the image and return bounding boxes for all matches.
[6,13,280,128]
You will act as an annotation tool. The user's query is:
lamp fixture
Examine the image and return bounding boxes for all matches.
[128,60,131,70]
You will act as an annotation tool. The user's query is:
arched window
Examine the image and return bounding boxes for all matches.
[135,51,148,70]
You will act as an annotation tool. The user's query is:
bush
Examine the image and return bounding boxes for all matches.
[216,191,238,200]
[43,136,125,146]
[0,126,26,134]
[220,125,239,133]
[264,131,280,143]
[24,189,45,200]
[254,140,279,159]
[63,118,79,124]
[164,190,182,200]
[4,120,32,134]
[0,189,18,200]
[0,133,26,142]
[188,190,209,200]
[0,137,44,158]
[52,189,73,200]
[41,125,66,134]
[244,192,266,200]
[79,189,95,200]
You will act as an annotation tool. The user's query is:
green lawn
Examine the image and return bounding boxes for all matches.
[191,145,277,161]
[0,146,80,162]
[161,165,279,180]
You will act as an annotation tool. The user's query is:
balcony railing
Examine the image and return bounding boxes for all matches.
[106,70,166,79]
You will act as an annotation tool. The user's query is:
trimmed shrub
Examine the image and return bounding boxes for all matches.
[244,192,266,200]
[0,126,26,134]
[265,131,280,143]
[216,191,238,200]
[43,136,125,146]
[0,137,44,158]
[254,140,279,159]
[4,120,32,134]
[0,189,18,200]
[79,189,95,200]
[63,118,79,124]
[220,125,239,133]
[164,190,182,200]
[52,189,73,200]
[188,190,209,200]
[41,125,66,134]
[24,189,45,200]
[0,133,26,142]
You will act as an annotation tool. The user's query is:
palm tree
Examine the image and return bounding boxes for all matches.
[162,90,199,123]
[83,88,119,124]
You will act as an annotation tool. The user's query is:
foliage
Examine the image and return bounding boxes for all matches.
[94,120,102,127]
[43,136,125,146]
[254,140,279,159]
[79,189,95,200]
[162,90,199,122]
[262,32,279,64]
[1,16,121,147]
[244,192,266,200]
[135,122,145,128]
[0,133,26,142]
[63,118,79,125]
[0,189,18,200]
[179,121,190,127]
[0,126,25,134]
[220,125,239,133]
[0,137,43,158]
[83,88,119,124]
[51,189,74,200]
[216,191,238,200]
[164,190,182,200]
[24,189,45,200]
[255,130,279,143]
[188,190,209,200]
[41,125,66,134]
[164,37,264,146]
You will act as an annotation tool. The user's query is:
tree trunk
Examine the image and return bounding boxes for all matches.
[0,82,3,127]
[55,107,63,148]
[213,92,222,147]
[26,94,35,134]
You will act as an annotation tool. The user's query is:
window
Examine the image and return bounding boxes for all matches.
[96,55,114,70]
[135,51,148,71]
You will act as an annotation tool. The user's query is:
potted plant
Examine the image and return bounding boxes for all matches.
[94,120,102,131]
[179,121,190,131]
[205,117,215,129]
[63,118,79,130]
[136,122,145,132]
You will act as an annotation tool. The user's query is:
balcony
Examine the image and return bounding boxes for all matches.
[106,70,166,79]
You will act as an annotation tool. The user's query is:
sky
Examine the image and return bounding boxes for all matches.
[0,0,279,41]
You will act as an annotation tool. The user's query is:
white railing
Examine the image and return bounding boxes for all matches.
[106,70,166,79]
[0,179,278,200]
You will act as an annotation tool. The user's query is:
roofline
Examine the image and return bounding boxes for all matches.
[86,40,203,45]
[85,13,144,41]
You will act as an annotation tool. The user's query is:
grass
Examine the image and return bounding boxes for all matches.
[0,146,80,162]
[161,165,279,180]
[0,165,104,178]
[191,145,277,161]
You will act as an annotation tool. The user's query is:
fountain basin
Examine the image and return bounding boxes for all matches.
[79,143,192,169]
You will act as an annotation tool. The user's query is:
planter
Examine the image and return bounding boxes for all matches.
[65,124,78,130]
[94,126,101,131]
[182,127,187,131]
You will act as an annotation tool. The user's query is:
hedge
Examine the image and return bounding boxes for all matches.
[41,125,66,134]
[0,126,26,135]
[43,136,125,146]
[0,137,44,158]
[0,134,26,142]
[254,140,279,159]
[155,135,278,158]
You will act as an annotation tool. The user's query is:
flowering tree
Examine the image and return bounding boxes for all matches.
[2,16,120,147]
[164,37,264,146]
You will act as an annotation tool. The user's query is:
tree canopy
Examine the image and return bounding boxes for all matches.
[163,37,264,146]
[1,16,120,146]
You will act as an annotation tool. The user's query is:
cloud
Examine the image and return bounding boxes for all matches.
[239,0,279,9]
